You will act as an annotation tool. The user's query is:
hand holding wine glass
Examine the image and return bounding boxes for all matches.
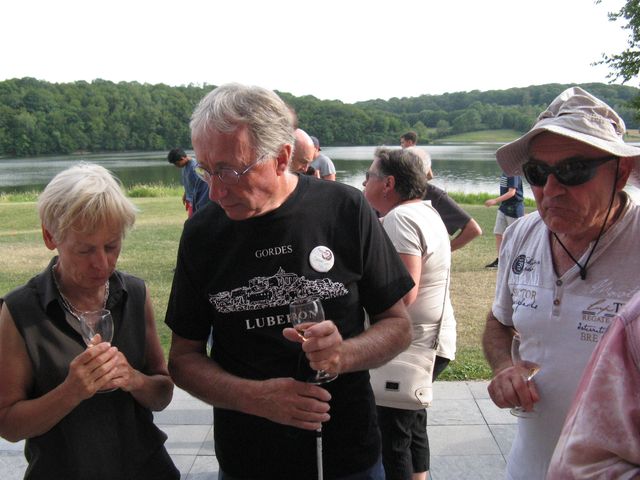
[289,297,338,385]
[510,332,540,418]
[79,309,114,346]
[78,309,117,392]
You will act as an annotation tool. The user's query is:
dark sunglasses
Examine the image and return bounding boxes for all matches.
[522,156,618,187]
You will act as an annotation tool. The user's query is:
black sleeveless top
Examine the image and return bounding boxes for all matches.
[3,257,175,480]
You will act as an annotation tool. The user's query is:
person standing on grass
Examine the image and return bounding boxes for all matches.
[400,131,418,149]
[363,147,455,480]
[483,173,524,268]
[167,148,210,217]
[407,147,483,251]
[290,129,320,177]
[309,135,337,181]
[482,86,640,480]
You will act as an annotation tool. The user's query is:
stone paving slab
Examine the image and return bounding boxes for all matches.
[0,381,514,479]
[431,454,507,480]
[429,398,488,425]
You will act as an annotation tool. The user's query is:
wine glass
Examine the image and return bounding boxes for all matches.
[289,297,338,385]
[510,332,540,418]
[78,309,114,346]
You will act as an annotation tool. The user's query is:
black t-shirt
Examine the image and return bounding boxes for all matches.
[424,183,472,235]
[166,174,413,478]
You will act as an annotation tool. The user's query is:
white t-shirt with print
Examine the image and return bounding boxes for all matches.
[492,195,640,480]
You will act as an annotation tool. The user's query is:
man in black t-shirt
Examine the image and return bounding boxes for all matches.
[424,183,483,251]
[406,146,483,251]
[165,83,413,479]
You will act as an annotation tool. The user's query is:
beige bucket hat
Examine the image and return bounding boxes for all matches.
[496,86,640,188]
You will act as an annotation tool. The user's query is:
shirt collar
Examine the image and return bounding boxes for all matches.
[38,256,127,314]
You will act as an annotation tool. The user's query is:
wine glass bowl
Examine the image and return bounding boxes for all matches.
[510,332,540,418]
[78,309,114,346]
[79,309,116,393]
[289,297,338,385]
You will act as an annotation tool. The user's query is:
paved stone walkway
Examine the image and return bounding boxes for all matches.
[1,381,516,479]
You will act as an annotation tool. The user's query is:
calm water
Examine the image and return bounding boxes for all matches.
[2,145,639,201]
[0,144,516,195]
[323,144,525,196]
[0,151,180,192]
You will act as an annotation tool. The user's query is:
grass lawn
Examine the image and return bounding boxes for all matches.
[435,129,522,144]
[0,194,534,380]
[0,197,185,356]
[431,128,640,144]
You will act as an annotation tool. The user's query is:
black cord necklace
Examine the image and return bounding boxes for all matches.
[552,160,620,281]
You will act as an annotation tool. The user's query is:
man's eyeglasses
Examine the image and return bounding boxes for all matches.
[195,155,267,185]
[522,156,618,187]
[365,170,385,182]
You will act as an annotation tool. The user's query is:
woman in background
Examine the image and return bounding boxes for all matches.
[0,163,178,480]
[364,147,456,480]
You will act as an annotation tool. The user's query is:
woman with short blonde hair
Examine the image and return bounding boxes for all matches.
[0,163,178,480]
[38,162,136,242]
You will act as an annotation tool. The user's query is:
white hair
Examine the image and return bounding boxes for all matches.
[405,146,432,174]
[38,162,137,242]
[190,83,295,161]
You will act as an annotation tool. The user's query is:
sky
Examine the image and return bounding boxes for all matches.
[0,0,634,104]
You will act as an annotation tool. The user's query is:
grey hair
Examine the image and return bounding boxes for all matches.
[190,83,295,161]
[374,147,428,200]
[38,162,137,243]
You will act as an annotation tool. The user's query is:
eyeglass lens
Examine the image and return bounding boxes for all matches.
[195,157,263,185]
[522,156,617,187]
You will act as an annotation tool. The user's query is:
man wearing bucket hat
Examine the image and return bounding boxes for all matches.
[482,86,640,479]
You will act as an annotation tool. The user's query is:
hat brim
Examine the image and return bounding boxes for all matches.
[496,125,640,188]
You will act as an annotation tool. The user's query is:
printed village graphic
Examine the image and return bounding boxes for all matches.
[209,267,348,313]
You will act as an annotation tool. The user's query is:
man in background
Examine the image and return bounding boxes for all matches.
[310,135,336,180]
[400,131,417,148]
[167,147,209,217]
[408,146,482,251]
[483,173,524,268]
[290,129,319,177]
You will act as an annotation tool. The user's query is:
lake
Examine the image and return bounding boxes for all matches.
[0,144,521,196]
[2,144,639,202]
[323,144,528,197]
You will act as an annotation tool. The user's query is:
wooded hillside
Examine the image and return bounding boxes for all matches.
[1,78,638,157]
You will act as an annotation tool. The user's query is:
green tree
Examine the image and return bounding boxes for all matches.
[596,0,640,83]
[1,79,638,156]
[435,119,451,137]
[452,110,482,133]
[481,107,504,130]
[411,121,430,143]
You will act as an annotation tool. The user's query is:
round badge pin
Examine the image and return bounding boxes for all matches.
[309,246,334,273]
